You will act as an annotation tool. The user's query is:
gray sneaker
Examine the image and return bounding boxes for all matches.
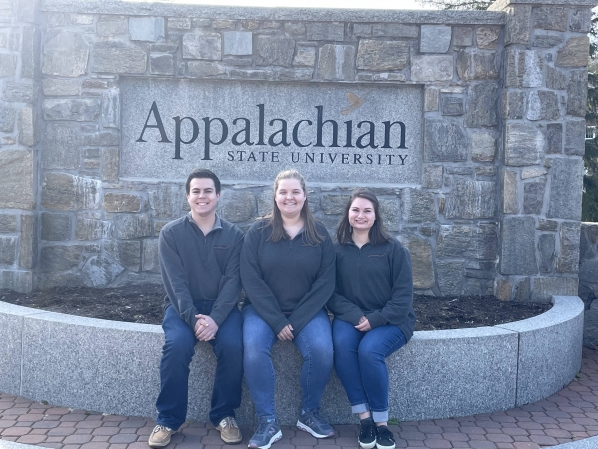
[296,410,334,438]
[248,417,282,449]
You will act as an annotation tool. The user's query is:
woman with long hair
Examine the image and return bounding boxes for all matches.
[241,169,336,449]
[328,188,415,449]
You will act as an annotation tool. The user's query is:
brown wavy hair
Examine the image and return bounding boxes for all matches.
[336,188,391,246]
[262,169,324,245]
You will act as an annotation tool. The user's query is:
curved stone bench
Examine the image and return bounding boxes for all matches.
[0,296,583,426]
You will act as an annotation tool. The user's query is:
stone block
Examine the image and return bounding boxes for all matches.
[567,69,588,117]
[229,69,274,80]
[556,36,590,68]
[501,217,537,275]
[113,214,152,239]
[187,61,226,78]
[129,17,164,42]
[504,4,531,46]
[105,240,141,272]
[97,15,127,36]
[445,181,496,219]
[533,34,563,48]
[424,87,439,112]
[255,36,294,67]
[400,236,434,289]
[452,27,472,47]
[101,148,119,182]
[101,90,120,129]
[513,277,531,302]
[223,31,252,56]
[75,217,110,241]
[465,83,498,127]
[548,158,583,220]
[293,45,316,67]
[500,297,583,405]
[284,22,305,36]
[321,194,350,215]
[218,190,256,223]
[318,45,356,81]
[545,66,566,90]
[0,302,30,394]
[424,118,467,162]
[436,224,497,260]
[279,68,313,81]
[410,55,453,82]
[0,53,16,77]
[471,131,495,162]
[533,6,567,31]
[18,107,36,147]
[437,261,464,296]
[476,166,496,177]
[104,193,142,213]
[422,165,442,189]
[166,17,190,30]
[372,24,418,38]
[306,22,344,41]
[39,244,84,272]
[401,189,435,223]
[538,234,555,273]
[19,215,35,269]
[557,222,581,274]
[495,278,512,301]
[565,119,586,156]
[143,239,160,272]
[475,27,501,52]
[0,236,16,265]
[0,150,34,210]
[82,255,124,287]
[532,278,578,301]
[41,213,71,241]
[505,123,543,167]
[502,170,518,214]
[2,81,37,103]
[523,178,546,215]
[570,8,593,33]
[148,186,182,218]
[41,173,101,211]
[521,167,547,180]
[43,123,82,170]
[506,49,543,88]
[526,90,559,121]
[440,96,463,116]
[538,219,558,232]
[93,41,147,74]
[379,198,399,232]
[580,259,598,283]
[42,98,101,122]
[150,54,174,75]
[0,215,16,233]
[356,40,408,71]
[456,49,498,81]
[86,131,119,147]
[546,123,562,154]
[42,31,88,77]
[420,25,451,53]
[42,79,80,96]
[0,106,15,132]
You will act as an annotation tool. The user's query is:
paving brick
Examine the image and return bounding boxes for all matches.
[17,434,47,444]
[470,442,499,449]
[109,433,138,443]
[423,439,452,448]
[2,427,31,436]
[64,434,93,444]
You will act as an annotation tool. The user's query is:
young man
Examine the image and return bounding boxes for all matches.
[149,168,244,447]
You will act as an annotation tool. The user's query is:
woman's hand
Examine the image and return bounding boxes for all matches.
[277,324,294,341]
[355,316,371,332]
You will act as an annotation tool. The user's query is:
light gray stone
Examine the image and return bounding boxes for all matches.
[105,240,141,272]
[102,90,120,128]
[19,215,35,269]
[255,36,294,67]
[39,244,84,272]
[0,303,30,394]
[0,106,15,132]
[548,158,583,220]
[218,190,256,223]
[565,119,586,156]
[43,123,82,170]
[143,239,160,272]
[501,216,537,275]
[533,6,567,31]
[306,22,344,41]
[456,49,498,81]
[284,22,305,36]
[570,8,593,33]
[85,131,119,146]
[41,173,101,211]
[453,27,472,47]
[113,214,152,239]
[437,261,464,296]
[223,31,252,56]
[533,34,563,48]
[422,165,442,189]
[42,98,101,122]
[546,123,562,154]
[440,97,463,116]
[101,148,119,182]
[0,236,16,265]
[0,215,16,234]
[0,150,34,210]
[75,217,110,240]
[446,167,473,175]
[545,66,566,90]
[129,17,164,42]
[476,166,496,177]
[104,193,142,213]
[504,4,531,46]
[2,81,37,103]
[42,31,89,77]
[148,186,182,218]
[557,222,581,274]
[356,40,408,72]
[372,24,418,38]
[471,131,495,162]
[41,213,71,241]
[42,79,80,96]
[420,25,451,53]
[521,167,547,180]
[93,41,147,73]
[445,181,496,219]
[526,90,559,121]
[401,189,435,223]
[322,194,350,215]
[437,224,497,260]
[424,87,439,112]
[424,118,467,162]
[506,49,543,88]
[82,255,124,287]
[476,26,500,49]
[187,61,226,77]
[502,170,518,214]
[567,69,588,117]
[318,45,356,80]
[229,69,274,80]
[293,45,316,67]
[150,54,174,75]
[505,123,543,167]
[538,234,555,273]
[523,177,546,214]
[556,36,590,68]
[465,83,498,127]
[401,236,434,289]
[410,55,452,82]
[279,69,313,81]
[18,107,35,147]
[379,198,399,232]
[352,24,371,37]
[532,278,579,301]
[515,276,531,301]
[97,15,127,36]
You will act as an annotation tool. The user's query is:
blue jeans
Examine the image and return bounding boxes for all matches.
[332,318,406,423]
[156,302,243,429]
[242,305,333,419]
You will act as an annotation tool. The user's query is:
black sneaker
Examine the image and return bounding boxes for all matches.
[375,425,395,449]
[358,418,376,449]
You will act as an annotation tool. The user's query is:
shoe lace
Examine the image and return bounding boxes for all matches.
[361,422,376,438]
[255,419,270,434]
[224,417,239,429]
[153,425,172,434]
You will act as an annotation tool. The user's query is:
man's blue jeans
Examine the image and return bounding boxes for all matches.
[242,305,333,419]
[156,302,243,429]
[332,318,406,423]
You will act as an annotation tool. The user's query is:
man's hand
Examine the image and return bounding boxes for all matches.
[194,314,218,341]
[355,316,371,332]
[277,324,294,341]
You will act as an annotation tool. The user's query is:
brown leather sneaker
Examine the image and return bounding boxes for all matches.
[216,416,243,444]
[148,425,174,448]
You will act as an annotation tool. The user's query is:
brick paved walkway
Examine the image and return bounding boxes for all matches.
[2,348,598,449]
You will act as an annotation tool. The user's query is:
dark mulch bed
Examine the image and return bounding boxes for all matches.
[0,284,551,330]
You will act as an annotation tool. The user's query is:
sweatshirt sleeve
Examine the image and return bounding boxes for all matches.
[159,226,198,331]
[240,223,290,334]
[366,242,414,329]
[326,291,364,326]
[287,232,336,334]
[209,230,243,327]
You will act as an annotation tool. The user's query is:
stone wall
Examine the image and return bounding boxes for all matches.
[0,0,595,297]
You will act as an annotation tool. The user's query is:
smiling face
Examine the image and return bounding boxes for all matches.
[275,178,306,220]
[348,197,376,233]
[186,177,220,220]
